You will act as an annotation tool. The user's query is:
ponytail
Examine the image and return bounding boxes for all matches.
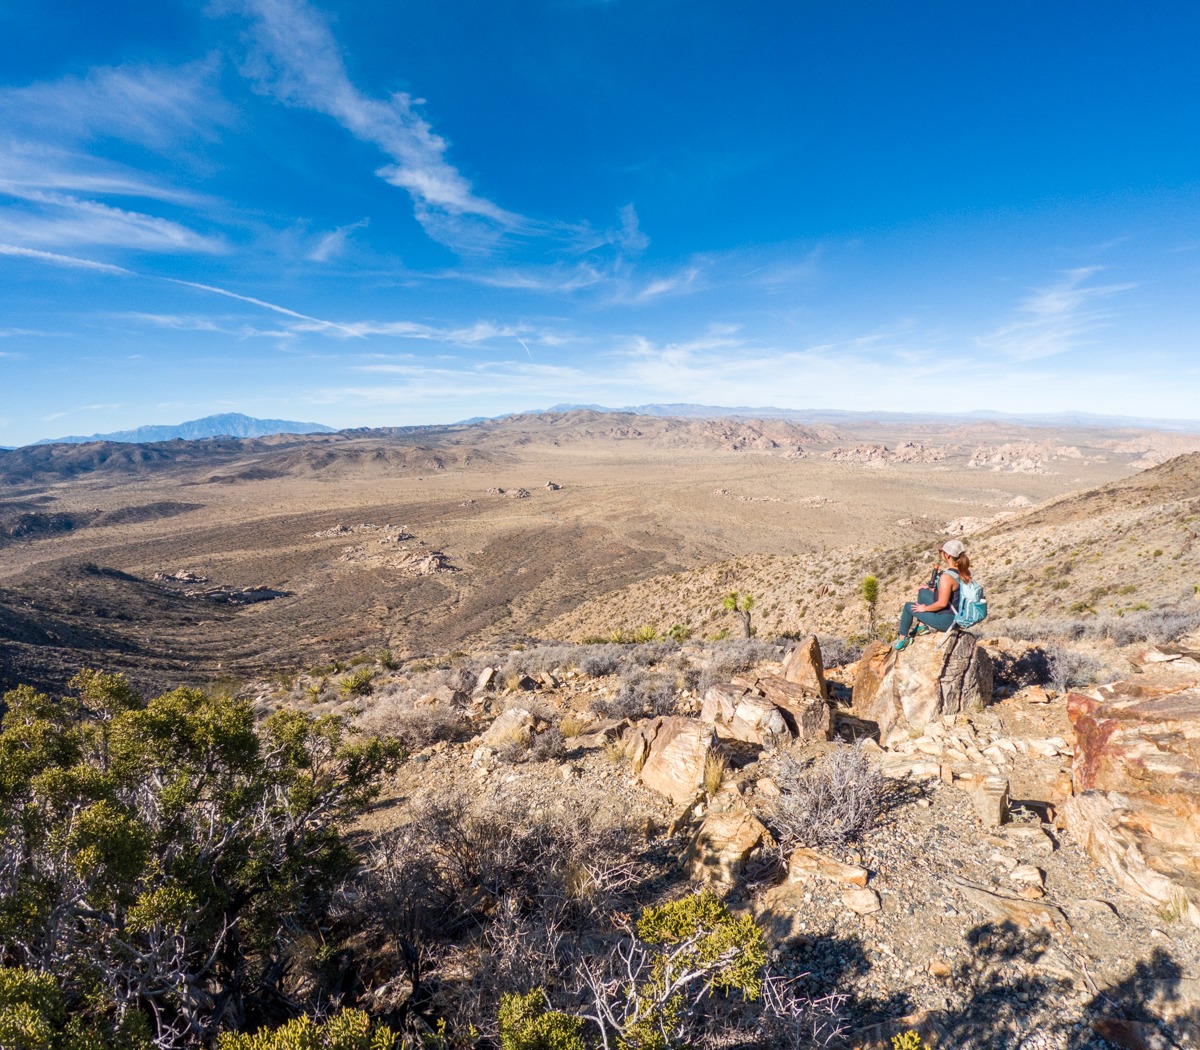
[947,552,972,583]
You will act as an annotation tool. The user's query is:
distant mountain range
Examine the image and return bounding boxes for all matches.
[34,413,335,446]
[535,403,1200,431]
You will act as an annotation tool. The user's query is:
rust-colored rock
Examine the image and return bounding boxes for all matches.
[781,634,827,699]
[852,631,992,743]
[1064,681,1200,928]
[628,716,718,804]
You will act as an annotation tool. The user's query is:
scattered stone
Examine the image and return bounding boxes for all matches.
[960,773,1010,826]
[473,667,497,695]
[950,877,1071,932]
[153,569,209,583]
[700,685,790,745]
[397,550,455,575]
[842,887,882,915]
[755,675,834,741]
[573,718,631,749]
[481,708,534,749]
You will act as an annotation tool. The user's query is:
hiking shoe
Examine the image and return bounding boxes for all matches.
[893,636,911,651]
[914,624,931,636]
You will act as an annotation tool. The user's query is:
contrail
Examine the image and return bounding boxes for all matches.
[516,336,534,361]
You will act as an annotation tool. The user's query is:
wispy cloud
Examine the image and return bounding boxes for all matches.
[307,218,369,262]
[0,243,133,273]
[0,190,224,253]
[228,0,524,248]
[977,267,1135,361]
[0,59,232,148]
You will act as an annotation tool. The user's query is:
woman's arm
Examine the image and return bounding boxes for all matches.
[915,573,957,613]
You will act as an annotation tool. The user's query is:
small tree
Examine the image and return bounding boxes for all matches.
[0,671,403,1048]
[860,575,879,638]
[720,592,755,638]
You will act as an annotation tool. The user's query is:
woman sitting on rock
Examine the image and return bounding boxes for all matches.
[893,539,971,650]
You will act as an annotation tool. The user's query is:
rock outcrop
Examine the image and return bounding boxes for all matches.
[1063,680,1200,928]
[684,809,772,887]
[699,671,832,747]
[700,685,790,745]
[627,716,717,804]
[781,635,827,699]
[853,633,993,744]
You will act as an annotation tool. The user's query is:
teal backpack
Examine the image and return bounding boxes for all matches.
[945,569,988,629]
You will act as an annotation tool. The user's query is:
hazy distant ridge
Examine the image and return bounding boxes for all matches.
[541,403,1200,431]
[35,413,334,446]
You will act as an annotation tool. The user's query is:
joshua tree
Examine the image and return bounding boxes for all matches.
[722,591,755,638]
[861,575,879,637]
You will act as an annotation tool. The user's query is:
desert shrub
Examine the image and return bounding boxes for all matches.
[1043,643,1104,692]
[769,746,895,850]
[576,648,623,678]
[580,892,767,1050]
[497,991,585,1050]
[696,639,781,694]
[529,726,567,763]
[0,965,152,1049]
[217,1009,402,1049]
[355,786,642,1024]
[592,669,677,720]
[703,750,727,796]
[815,634,864,668]
[0,672,402,1049]
[1004,607,1200,646]
[342,667,376,696]
[357,687,465,749]
[559,712,591,738]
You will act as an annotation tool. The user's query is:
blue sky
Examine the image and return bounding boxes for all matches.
[2,1,1199,445]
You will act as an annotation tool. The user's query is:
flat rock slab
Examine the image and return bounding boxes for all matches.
[787,846,869,887]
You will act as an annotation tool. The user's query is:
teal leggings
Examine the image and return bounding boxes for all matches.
[897,587,956,636]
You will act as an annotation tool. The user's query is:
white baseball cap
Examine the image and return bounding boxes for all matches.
[940,539,967,558]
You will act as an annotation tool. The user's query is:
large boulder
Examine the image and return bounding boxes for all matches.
[627,716,718,804]
[852,632,992,744]
[755,675,834,741]
[700,685,790,745]
[781,635,827,699]
[1063,681,1200,928]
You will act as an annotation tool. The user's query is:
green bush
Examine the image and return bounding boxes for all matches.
[342,667,376,696]
[0,671,402,1048]
[0,966,150,1050]
[498,991,586,1050]
[217,1009,400,1050]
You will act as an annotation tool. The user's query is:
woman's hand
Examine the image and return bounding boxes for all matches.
[913,604,926,613]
